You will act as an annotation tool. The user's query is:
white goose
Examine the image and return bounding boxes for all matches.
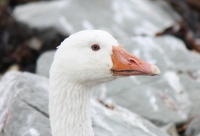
[49,30,160,136]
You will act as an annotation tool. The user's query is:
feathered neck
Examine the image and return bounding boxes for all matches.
[49,76,94,136]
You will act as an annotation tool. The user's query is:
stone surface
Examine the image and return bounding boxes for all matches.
[0,72,21,130]
[13,0,180,37]
[36,50,55,77]
[179,74,200,117]
[185,117,200,136]
[0,71,170,136]
[0,72,50,136]
[36,35,199,126]
[96,35,200,125]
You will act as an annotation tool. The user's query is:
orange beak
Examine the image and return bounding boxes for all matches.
[111,45,160,76]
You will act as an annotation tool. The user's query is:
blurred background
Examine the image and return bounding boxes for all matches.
[0,0,200,136]
[1,0,200,74]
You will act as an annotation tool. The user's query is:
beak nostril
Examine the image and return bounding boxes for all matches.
[129,58,139,66]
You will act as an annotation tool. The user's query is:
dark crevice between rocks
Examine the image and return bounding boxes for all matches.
[0,7,67,74]
[176,116,198,136]
[156,22,200,52]
[1,0,50,9]
[156,0,200,53]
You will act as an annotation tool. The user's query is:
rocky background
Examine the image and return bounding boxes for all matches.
[0,0,200,136]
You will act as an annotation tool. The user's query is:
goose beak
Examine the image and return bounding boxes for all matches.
[111,45,160,76]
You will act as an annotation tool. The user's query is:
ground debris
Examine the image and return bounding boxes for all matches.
[177,70,198,79]
[97,98,115,110]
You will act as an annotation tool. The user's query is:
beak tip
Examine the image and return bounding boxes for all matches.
[150,64,161,76]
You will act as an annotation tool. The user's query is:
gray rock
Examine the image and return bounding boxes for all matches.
[0,72,50,136]
[179,74,200,117]
[0,72,21,130]
[94,72,191,126]
[36,50,55,77]
[98,35,199,125]
[13,0,180,37]
[0,71,170,136]
[185,116,200,136]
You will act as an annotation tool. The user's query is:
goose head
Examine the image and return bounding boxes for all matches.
[51,30,160,86]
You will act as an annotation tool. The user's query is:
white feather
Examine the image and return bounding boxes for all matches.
[49,30,120,136]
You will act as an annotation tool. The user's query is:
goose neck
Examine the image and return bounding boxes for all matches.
[49,82,94,136]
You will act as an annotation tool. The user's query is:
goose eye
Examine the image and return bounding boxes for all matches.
[91,44,100,51]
